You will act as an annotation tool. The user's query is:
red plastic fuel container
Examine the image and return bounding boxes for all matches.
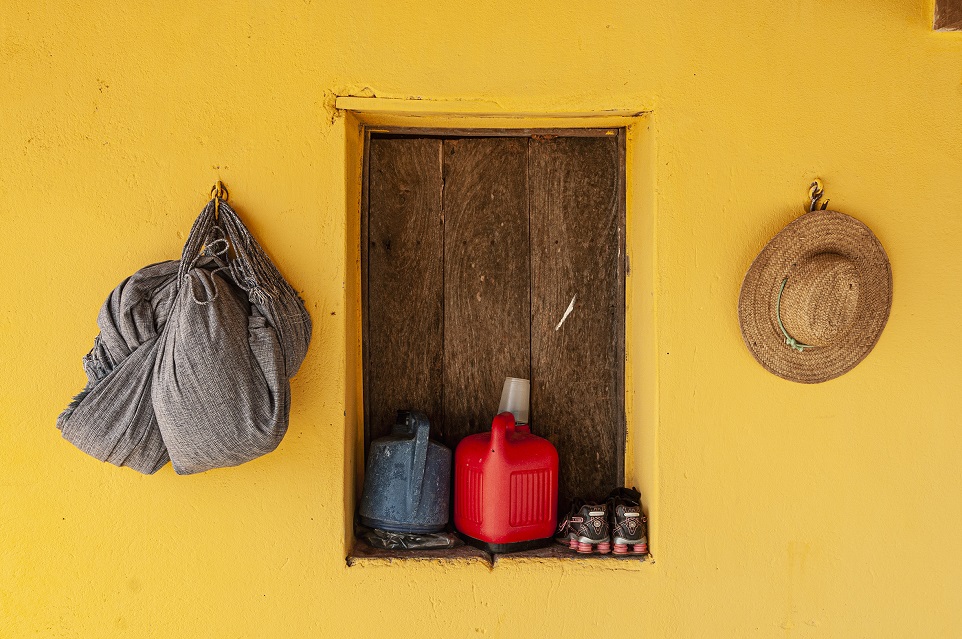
[454,412,559,552]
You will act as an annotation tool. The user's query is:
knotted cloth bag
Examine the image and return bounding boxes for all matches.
[56,261,180,474]
[57,198,312,474]
[152,199,312,474]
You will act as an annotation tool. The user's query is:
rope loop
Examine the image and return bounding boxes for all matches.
[186,267,232,306]
[776,277,814,353]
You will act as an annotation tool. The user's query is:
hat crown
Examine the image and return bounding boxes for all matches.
[780,253,860,347]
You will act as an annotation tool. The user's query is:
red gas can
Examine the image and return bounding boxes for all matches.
[454,412,559,552]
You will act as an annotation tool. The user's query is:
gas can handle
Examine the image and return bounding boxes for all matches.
[491,412,516,454]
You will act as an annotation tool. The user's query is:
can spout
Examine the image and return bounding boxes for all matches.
[498,377,530,424]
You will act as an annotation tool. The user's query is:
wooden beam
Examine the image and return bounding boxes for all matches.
[935,0,962,31]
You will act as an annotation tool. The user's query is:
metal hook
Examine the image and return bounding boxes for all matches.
[210,181,229,202]
[809,179,829,212]
[210,181,228,221]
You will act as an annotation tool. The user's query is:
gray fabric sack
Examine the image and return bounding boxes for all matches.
[58,198,312,475]
[57,261,180,474]
[152,199,312,474]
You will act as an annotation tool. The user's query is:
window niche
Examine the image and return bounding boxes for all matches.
[357,128,628,561]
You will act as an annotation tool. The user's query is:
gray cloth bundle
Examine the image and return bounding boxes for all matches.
[57,261,180,474]
[57,199,312,474]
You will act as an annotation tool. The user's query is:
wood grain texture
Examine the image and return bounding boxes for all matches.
[529,135,625,504]
[935,0,962,30]
[366,138,444,445]
[442,138,530,447]
[364,132,626,506]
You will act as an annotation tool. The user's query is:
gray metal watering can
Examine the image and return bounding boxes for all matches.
[358,410,451,533]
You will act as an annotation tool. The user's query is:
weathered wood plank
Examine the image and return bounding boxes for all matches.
[529,136,626,504]
[442,137,531,447]
[366,138,444,447]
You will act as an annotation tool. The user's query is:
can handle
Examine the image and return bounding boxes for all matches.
[395,411,431,514]
[491,411,516,454]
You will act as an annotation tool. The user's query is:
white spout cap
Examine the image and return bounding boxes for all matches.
[498,377,530,424]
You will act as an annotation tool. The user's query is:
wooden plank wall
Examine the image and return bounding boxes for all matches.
[366,138,444,442]
[364,133,625,505]
[529,136,625,503]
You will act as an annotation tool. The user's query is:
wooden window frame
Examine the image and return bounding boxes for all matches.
[339,101,657,567]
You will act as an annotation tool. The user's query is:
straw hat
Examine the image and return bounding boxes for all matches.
[738,187,892,383]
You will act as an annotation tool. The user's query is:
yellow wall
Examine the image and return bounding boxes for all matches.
[2,1,961,637]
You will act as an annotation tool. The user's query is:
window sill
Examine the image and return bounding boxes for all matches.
[346,539,652,570]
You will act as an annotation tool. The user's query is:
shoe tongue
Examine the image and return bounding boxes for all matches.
[613,487,641,503]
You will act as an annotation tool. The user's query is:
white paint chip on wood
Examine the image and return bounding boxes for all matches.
[555,295,577,331]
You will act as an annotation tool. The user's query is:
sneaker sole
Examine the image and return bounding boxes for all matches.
[575,539,611,554]
[612,542,648,555]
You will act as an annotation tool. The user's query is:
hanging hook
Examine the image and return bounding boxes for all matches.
[210,181,229,202]
[210,181,229,221]
[809,179,829,212]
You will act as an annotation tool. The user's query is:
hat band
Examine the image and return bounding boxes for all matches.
[776,277,814,353]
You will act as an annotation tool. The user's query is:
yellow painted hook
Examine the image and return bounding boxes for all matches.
[210,181,229,221]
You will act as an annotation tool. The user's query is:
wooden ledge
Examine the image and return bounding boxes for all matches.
[346,539,489,567]
[346,539,651,569]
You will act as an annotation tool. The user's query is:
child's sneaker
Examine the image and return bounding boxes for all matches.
[567,502,611,554]
[554,500,581,550]
[607,487,648,555]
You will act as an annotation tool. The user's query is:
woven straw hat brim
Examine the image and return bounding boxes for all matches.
[738,210,892,384]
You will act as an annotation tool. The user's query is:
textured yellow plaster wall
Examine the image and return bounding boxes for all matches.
[2,1,961,637]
